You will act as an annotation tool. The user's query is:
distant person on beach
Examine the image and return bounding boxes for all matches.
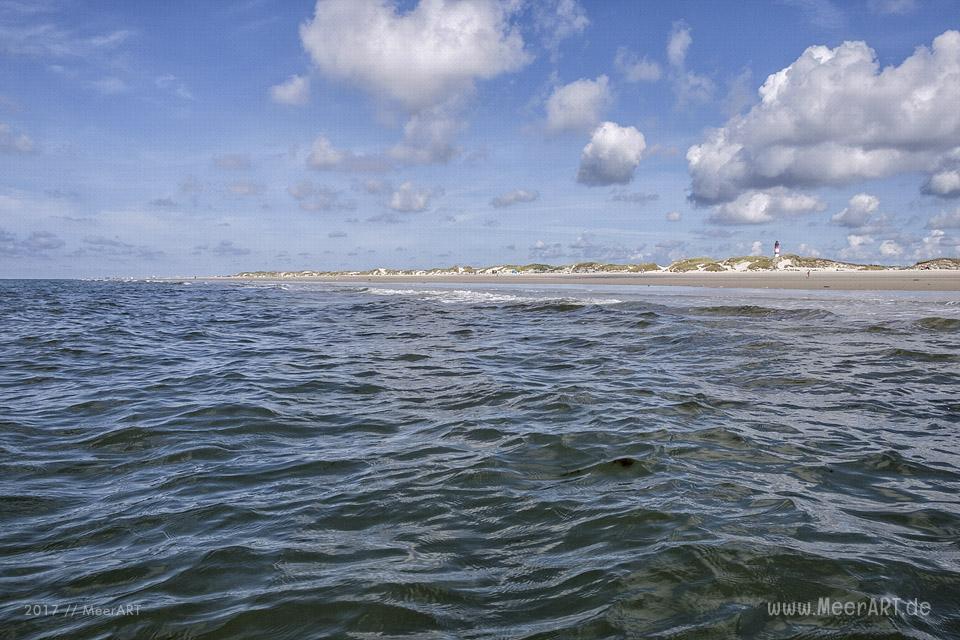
[774,240,781,258]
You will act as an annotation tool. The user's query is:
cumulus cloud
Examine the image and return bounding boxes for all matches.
[298,0,533,166]
[576,121,646,186]
[213,153,251,170]
[306,135,344,169]
[709,187,826,224]
[922,170,960,198]
[615,47,661,82]
[928,207,960,228]
[687,31,960,205]
[388,103,461,164]
[270,74,310,106]
[666,211,682,221]
[839,233,877,260]
[306,134,391,171]
[287,180,356,212]
[915,228,960,259]
[300,0,528,112]
[0,122,34,153]
[831,193,879,227]
[545,75,611,133]
[389,181,434,212]
[878,239,903,257]
[491,188,539,208]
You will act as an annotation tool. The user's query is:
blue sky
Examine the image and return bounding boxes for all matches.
[1,0,959,277]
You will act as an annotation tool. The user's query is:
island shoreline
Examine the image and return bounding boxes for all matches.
[204,270,960,292]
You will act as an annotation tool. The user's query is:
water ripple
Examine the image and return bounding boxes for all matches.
[1,280,959,639]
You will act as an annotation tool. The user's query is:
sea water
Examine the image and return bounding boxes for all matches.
[1,279,958,639]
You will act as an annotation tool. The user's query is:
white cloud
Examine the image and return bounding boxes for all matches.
[388,102,461,164]
[879,239,903,256]
[155,74,193,100]
[0,122,34,153]
[299,0,530,166]
[306,135,345,169]
[667,21,691,67]
[666,210,681,221]
[534,0,588,61]
[615,47,661,82]
[288,181,355,212]
[750,240,763,256]
[781,0,845,29]
[915,228,960,259]
[687,31,960,204]
[389,182,433,212]
[545,75,612,133]
[923,170,960,198]
[709,187,826,224]
[305,135,391,172]
[831,193,879,227]
[847,234,874,248]
[576,121,646,186]
[299,0,529,112]
[491,189,539,208]
[0,23,133,59]
[665,21,713,105]
[227,181,263,196]
[867,0,917,15]
[270,74,310,106]
[929,207,960,228]
[529,239,566,260]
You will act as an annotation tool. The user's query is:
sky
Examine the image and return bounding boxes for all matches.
[1,0,959,277]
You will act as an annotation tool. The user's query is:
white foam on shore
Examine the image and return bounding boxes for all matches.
[362,287,623,306]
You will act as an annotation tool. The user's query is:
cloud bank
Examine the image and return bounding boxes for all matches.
[687,31,960,205]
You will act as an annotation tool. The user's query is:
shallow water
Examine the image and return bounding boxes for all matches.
[1,279,959,639]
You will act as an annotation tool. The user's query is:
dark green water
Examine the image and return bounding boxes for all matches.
[1,280,959,639]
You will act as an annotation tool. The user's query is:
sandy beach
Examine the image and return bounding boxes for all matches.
[216,269,960,292]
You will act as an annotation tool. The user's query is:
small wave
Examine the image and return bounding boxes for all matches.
[561,457,654,478]
[914,316,960,331]
[884,347,958,363]
[360,287,622,306]
[691,304,833,320]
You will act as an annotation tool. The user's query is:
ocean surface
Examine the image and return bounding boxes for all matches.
[1,279,959,640]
